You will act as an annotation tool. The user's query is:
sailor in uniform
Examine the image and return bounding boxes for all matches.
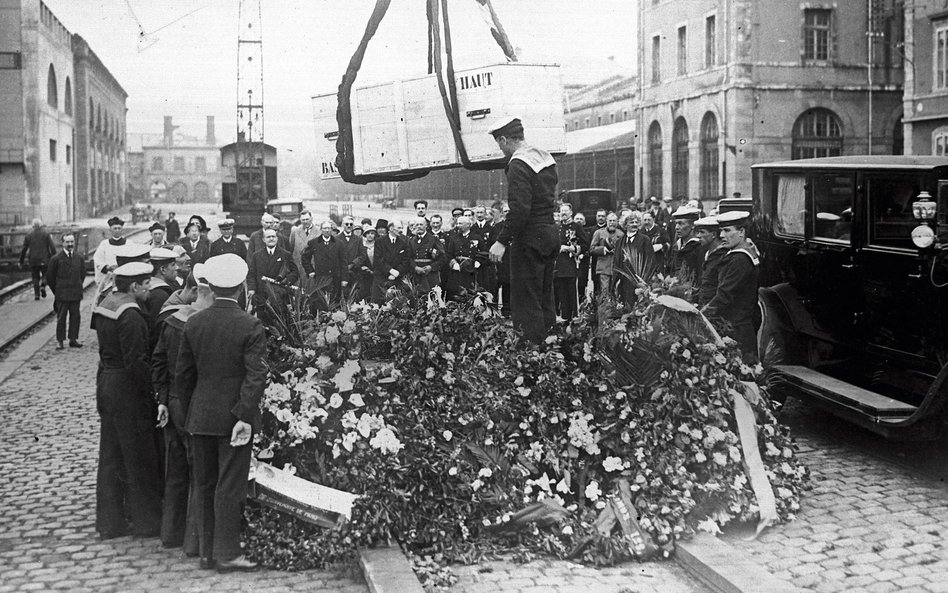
[669,205,704,284]
[702,211,760,363]
[145,248,180,342]
[694,216,726,307]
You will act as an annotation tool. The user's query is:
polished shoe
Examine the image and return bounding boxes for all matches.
[56,342,64,350]
[216,554,258,573]
[69,341,83,348]
[199,557,216,570]
[40,288,47,298]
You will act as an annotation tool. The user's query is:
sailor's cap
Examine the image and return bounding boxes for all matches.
[149,247,178,264]
[192,263,208,285]
[114,262,153,278]
[487,116,523,138]
[672,206,702,220]
[217,218,235,228]
[694,216,720,229]
[716,210,751,225]
[202,253,248,288]
[114,243,152,265]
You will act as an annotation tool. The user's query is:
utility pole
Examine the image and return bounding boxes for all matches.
[235,0,266,210]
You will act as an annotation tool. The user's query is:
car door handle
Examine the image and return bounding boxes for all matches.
[840,263,858,269]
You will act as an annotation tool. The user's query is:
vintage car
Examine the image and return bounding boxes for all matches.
[562,188,616,223]
[753,156,948,440]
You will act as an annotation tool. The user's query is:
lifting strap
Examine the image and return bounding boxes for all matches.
[335,0,517,184]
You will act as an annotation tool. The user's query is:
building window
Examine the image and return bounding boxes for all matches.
[194,156,207,173]
[699,112,719,200]
[623,110,629,121]
[47,64,57,109]
[0,52,21,69]
[672,118,689,200]
[89,99,94,128]
[173,157,185,172]
[705,15,716,68]
[170,181,188,202]
[804,9,832,61]
[152,157,164,172]
[610,113,616,123]
[677,26,687,76]
[651,35,661,84]
[49,139,57,161]
[66,145,71,165]
[936,23,948,90]
[597,115,602,126]
[64,77,72,115]
[193,181,210,201]
[648,121,663,198]
[584,117,589,129]
[792,108,843,159]
[933,127,948,155]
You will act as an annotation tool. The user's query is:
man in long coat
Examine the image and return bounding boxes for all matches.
[47,232,85,349]
[301,221,345,310]
[19,218,56,300]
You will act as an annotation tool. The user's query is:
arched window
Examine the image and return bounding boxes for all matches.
[193,181,210,201]
[170,181,188,203]
[47,64,57,108]
[648,121,663,198]
[64,77,72,115]
[792,108,843,159]
[934,127,948,156]
[672,117,689,199]
[699,112,719,199]
[89,98,95,128]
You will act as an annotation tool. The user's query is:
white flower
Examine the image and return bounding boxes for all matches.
[470,479,483,492]
[695,451,707,463]
[697,517,721,535]
[478,468,493,478]
[529,472,552,493]
[514,376,524,386]
[369,427,403,454]
[584,481,602,502]
[442,430,453,442]
[341,320,357,334]
[556,477,572,494]
[425,367,435,379]
[561,525,573,536]
[324,325,341,344]
[602,456,624,473]
[282,463,297,475]
[348,393,365,407]
[329,393,344,409]
[517,386,532,397]
[765,441,781,457]
[265,382,292,403]
[331,311,347,323]
[275,408,294,423]
[315,355,333,370]
[448,467,458,476]
[595,500,606,510]
[713,452,728,466]
[777,487,793,499]
[728,446,742,462]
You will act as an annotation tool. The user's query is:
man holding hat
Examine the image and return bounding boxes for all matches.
[92,261,163,540]
[93,217,128,305]
[693,216,726,307]
[487,116,559,342]
[669,205,703,283]
[702,211,760,362]
[209,219,248,259]
[176,253,266,572]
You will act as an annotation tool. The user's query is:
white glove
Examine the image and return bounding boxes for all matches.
[452,262,461,271]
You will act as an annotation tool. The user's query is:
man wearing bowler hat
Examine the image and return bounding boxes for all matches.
[176,253,266,572]
[487,116,559,342]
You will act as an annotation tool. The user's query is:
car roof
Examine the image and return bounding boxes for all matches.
[753,155,948,171]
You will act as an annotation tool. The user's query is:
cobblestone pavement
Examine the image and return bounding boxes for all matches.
[0,299,368,593]
[452,557,705,593]
[722,402,948,593]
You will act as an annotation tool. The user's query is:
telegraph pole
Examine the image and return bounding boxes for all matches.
[235,0,266,209]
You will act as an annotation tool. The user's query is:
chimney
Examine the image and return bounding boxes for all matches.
[163,116,174,148]
[206,116,216,146]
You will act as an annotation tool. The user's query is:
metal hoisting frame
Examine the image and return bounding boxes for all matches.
[236,0,267,207]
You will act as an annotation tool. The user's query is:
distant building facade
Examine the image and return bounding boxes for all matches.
[0,0,78,224]
[636,0,904,204]
[565,74,637,132]
[902,1,948,155]
[138,116,222,205]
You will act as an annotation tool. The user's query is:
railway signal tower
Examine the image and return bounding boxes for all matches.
[235,0,267,209]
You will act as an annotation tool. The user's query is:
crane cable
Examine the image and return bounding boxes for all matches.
[335,0,517,184]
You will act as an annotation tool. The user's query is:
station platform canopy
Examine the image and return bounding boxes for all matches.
[564,120,636,154]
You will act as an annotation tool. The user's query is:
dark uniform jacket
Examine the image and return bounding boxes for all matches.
[381,234,412,277]
[335,233,362,282]
[407,231,446,291]
[180,236,211,265]
[247,246,299,295]
[20,228,56,265]
[47,250,86,301]
[445,230,480,295]
[176,299,267,435]
[165,218,181,244]
[704,241,760,361]
[209,236,248,259]
[152,307,194,428]
[94,293,153,403]
[495,147,558,256]
[554,222,586,278]
[470,221,494,244]
[671,234,704,284]
[642,223,670,268]
[697,242,727,307]
[247,229,290,261]
[492,221,511,283]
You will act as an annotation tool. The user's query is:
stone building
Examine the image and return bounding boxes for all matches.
[138,116,222,205]
[902,1,948,155]
[72,34,127,218]
[0,0,77,224]
[635,0,904,205]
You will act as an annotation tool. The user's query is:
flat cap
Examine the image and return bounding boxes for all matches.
[694,216,719,228]
[716,210,751,225]
[217,218,235,228]
[107,216,125,227]
[375,218,389,230]
[203,253,248,288]
[149,222,165,233]
[114,242,152,265]
[487,116,523,138]
[672,206,702,220]
[114,261,153,278]
[149,247,177,264]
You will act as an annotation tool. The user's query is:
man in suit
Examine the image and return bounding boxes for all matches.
[351,225,397,302]
[146,222,170,248]
[379,219,411,279]
[288,210,316,293]
[487,116,559,342]
[553,203,585,322]
[92,261,163,540]
[19,218,57,300]
[247,213,289,260]
[209,219,248,259]
[444,215,478,300]
[301,221,345,310]
[165,212,181,244]
[47,232,85,349]
[176,253,266,573]
[180,223,211,265]
[335,216,362,297]
[247,228,299,317]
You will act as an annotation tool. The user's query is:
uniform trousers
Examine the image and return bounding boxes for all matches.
[191,435,253,562]
[553,276,578,321]
[54,299,81,342]
[161,424,199,554]
[509,230,557,342]
[96,371,162,537]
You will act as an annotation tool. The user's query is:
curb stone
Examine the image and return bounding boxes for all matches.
[359,547,424,593]
[676,533,805,593]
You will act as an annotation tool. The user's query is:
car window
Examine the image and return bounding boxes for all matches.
[866,175,921,249]
[811,173,853,243]
[774,174,805,237]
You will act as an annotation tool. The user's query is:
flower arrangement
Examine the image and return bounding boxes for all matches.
[245,284,808,572]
